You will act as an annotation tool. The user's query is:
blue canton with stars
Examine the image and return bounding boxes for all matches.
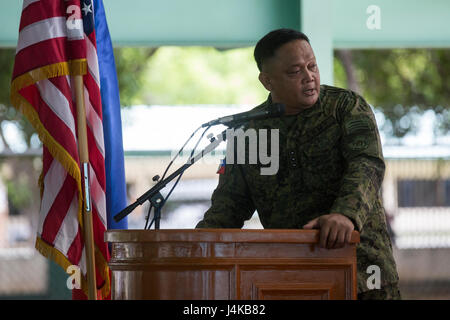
[82,0,94,35]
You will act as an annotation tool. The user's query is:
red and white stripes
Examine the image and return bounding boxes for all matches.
[11,0,110,294]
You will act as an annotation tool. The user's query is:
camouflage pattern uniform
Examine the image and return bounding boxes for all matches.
[196,85,401,299]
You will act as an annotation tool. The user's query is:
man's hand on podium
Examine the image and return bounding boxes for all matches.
[303,213,355,249]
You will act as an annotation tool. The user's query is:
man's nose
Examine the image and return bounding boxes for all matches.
[303,69,314,83]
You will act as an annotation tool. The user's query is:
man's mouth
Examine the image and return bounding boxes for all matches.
[303,89,315,96]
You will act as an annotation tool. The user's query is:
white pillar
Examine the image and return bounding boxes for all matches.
[0,177,8,248]
[300,0,334,85]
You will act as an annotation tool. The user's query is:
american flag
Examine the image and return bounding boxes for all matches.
[11,0,110,298]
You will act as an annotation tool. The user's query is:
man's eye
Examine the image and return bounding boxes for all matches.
[288,70,300,75]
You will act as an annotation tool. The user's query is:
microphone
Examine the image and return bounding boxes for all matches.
[201,103,285,127]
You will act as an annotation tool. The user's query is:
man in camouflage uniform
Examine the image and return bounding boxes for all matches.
[196,29,401,300]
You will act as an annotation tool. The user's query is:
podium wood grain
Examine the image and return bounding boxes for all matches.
[105,229,360,300]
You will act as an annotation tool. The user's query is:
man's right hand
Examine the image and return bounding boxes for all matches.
[303,213,354,249]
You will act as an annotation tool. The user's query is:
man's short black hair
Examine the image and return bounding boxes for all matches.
[254,28,310,71]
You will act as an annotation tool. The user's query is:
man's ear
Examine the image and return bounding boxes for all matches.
[258,72,272,91]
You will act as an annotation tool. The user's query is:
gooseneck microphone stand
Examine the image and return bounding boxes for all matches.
[113,127,230,229]
[113,103,285,229]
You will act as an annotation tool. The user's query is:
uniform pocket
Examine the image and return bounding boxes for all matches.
[302,122,341,156]
[299,124,343,191]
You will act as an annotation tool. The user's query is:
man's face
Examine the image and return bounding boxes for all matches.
[259,40,320,114]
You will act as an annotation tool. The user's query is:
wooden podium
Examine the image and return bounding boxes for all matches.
[105,229,359,300]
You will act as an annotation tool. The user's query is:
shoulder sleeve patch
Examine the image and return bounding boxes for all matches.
[348,135,370,151]
[344,116,374,135]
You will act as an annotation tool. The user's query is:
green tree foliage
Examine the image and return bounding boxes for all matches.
[113,47,158,107]
[114,46,268,106]
[1,47,449,147]
[335,49,450,137]
[6,177,33,215]
[0,48,36,150]
[143,47,267,105]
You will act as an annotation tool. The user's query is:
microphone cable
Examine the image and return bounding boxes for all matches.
[144,124,212,229]
[144,125,201,229]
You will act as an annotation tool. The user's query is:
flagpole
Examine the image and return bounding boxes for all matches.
[74,74,97,300]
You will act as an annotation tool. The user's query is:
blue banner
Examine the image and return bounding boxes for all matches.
[94,0,128,229]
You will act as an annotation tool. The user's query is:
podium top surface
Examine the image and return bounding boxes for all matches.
[105,229,360,244]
